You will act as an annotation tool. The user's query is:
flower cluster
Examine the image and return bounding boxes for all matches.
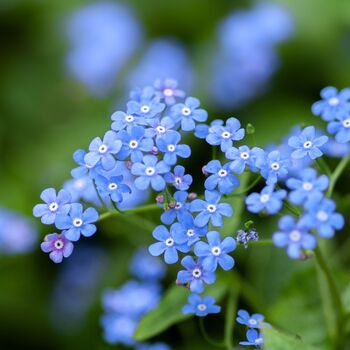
[101,248,170,349]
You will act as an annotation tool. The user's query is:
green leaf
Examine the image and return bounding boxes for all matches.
[264,326,318,350]
[133,272,230,341]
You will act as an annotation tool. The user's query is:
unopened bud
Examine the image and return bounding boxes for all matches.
[188,192,198,201]
[246,123,255,135]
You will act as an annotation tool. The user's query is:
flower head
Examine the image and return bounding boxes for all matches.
[182,294,221,317]
[164,165,193,191]
[40,232,74,263]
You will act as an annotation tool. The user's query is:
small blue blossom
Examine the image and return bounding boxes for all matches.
[288,126,328,160]
[41,232,74,263]
[64,176,100,205]
[236,309,265,329]
[194,119,223,139]
[206,117,245,152]
[117,125,154,162]
[111,111,145,132]
[177,255,216,293]
[327,114,350,143]
[160,191,190,225]
[131,155,170,191]
[148,225,189,264]
[194,231,236,271]
[71,149,97,179]
[300,196,344,238]
[55,203,99,241]
[154,78,185,105]
[321,137,350,158]
[164,165,193,191]
[240,329,264,348]
[156,130,191,165]
[84,130,122,170]
[95,175,131,203]
[245,185,286,214]
[182,294,221,317]
[286,168,329,205]
[144,116,175,139]
[204,160,240,194]
[33,188,71,225]
[225,146,264,173]
[273,215,317,259]
[190,190,233,227]
[312,86,350,121]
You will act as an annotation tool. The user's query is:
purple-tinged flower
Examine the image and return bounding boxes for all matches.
[204,160,239,194]
[170,97,208,131]
[148,225,189,264]
[84,130,122,170]
[286,168,329,205]
[177,256,216,293]
[154,78,185,105]
[194,231,236,271]
[245,185,286,214]
[156,130,191,165]
[95,175,131,203]
[131,155,170,191]
[144,117,175,139]
[111,110,145,131]
[240,329,264,348]
[273,215,317,259]
[164,165,193,191]
[206,117,245,152]
[225,146,265,173]
[41,232,74,263]
[33,188,71,225]
[312,86,350,121]
[190,190,233,227]
[182,294,221,317]
[327,114,350,143]
[160,191,190,225]
[55,203,99,241]
[236,309,265,329]
[288,126,328,160]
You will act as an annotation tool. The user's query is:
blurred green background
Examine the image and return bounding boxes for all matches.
[0,0,350,349]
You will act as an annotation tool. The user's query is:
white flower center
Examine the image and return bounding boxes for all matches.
[207,204,217,213]
[49,202,58,212]
[240,152,250,160]
[125,115,134,122]
[260,194,270,203]
[140,105,150,113]
[302,182,313,191]
[182,107,191,116]
[221,131,231,139]
[211,246,221,256]
[187,229,195,237]
[165,238,174,247]
[175,177,182,185]
[197,303,207,311]
[98,144,108,154]
[73,218,83,227]
[129,140,139,149]
[192,268,202,278]
[328,97,339,106]
[175,202,182,210]
[289,230,301,242]
[342,118,350,128]
[156,126,166,134]
[271,162,280,171]
[167,144,176,152]
[249,319,258,326]
[317,210,328,221]
[54,239,64,250]
[163,88,173,97]
[145,167,155,176]
[108,182,118,191]
[303,141,313,149]
[218,169,227,177]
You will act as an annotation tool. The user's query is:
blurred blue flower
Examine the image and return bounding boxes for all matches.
[240,329,264,348]
[154,78,185,105]
[182,294,221,317]
[327,114,350,143]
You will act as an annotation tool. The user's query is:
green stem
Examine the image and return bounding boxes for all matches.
[326,153,350,197]
[316,157,332,177]
[198,317,225,348]
[224,287,238,350]
[283,201,300,217]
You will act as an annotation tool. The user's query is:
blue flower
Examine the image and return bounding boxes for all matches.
[131,155,170,191]
[205,117,245,152]
[84,130,122,170]
[245,185,286,214]
[177,255,216,293]
[154,78,185,105]
[225,146,264,173]
[127,86,165,119]
[273,215,317,259]
[111,111,145,131]
[160,191,190,225]
[148,225,189,264]
[190,190,233,227]
[156,130,191,165]
[286,168,329,205]
[321,137,350,158]
[327,114,350,143]
[55,203,99,241]
[182,294,221,317]
[194,119,222,139]
[236,309,265,329]
[164,165,193,191]
[312,86,350,121]
[240,329,264,348]
[194,231,236,271]
[144,116,175,139]
[95,175,131,203]
[117,125,154,162]
[256,150,289,185]
[300,196,344,238]
[170,97,208,131]
[33,188,71,225]
[71,149,99,179]
[204,160,239,194]
[288,126,328,160]
[41,232,74,263]
[170,212,207,247]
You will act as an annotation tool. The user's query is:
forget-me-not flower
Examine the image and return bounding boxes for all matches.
[40,232,74,263]
[160,191,190,225]
[164,165,193,191]
[225,146,264,173]
[182,294,221,317]
[95,175,131,203]
[327,114,350,143]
